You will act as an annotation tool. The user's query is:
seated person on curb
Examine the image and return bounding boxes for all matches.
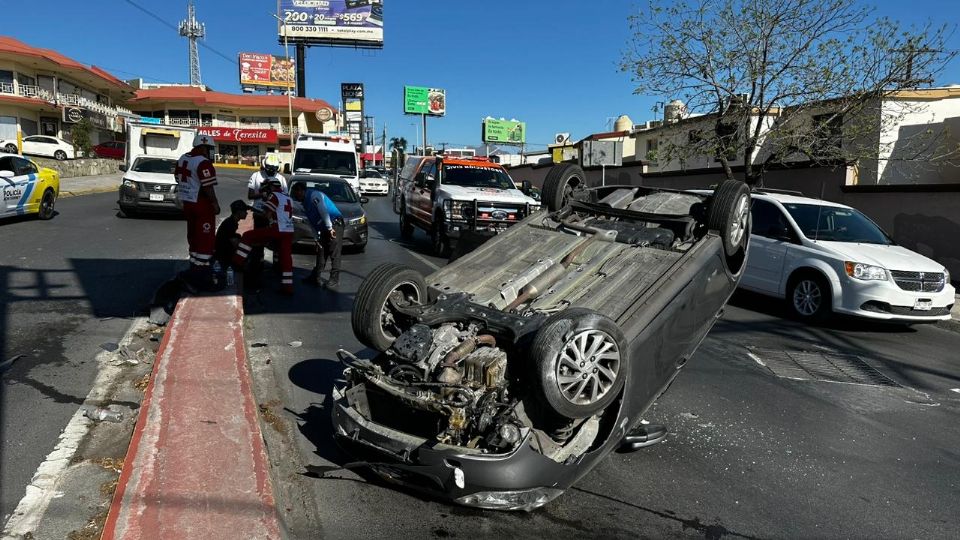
[289,182,344,288]
[233,178,295,295]
[213,200,251,271]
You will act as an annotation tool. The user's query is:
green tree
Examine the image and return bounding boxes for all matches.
[389,136,408,169]
[70,118,94,158]
[622,0,956,185]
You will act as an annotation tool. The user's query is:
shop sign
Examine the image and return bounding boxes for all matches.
[62,106,109,129]
[315,107,334,122]
[197,127,278,144]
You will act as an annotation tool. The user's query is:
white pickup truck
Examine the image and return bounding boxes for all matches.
[117,123,196,217]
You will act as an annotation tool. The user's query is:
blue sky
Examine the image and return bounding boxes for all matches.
[6,0,960,152]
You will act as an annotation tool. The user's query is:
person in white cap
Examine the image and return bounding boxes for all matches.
[175,133,221,287]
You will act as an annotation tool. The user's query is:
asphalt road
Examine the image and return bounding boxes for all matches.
[0,170,250,522]
[248,192,960,539]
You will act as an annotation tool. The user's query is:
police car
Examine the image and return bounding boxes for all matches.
[0,153,59,220]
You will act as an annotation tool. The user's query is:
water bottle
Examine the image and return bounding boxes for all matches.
[212,260,222,274]
[226,267,235,287]
[84,407,123,423]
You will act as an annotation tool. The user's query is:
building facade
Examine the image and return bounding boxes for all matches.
[0,36,135,146]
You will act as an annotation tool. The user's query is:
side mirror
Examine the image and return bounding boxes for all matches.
[520,180,532,195]
[360,196,370,205]
[425,176,436,191]
[283,163,291,174]
[119,164,127,172]
[0,170,14,178]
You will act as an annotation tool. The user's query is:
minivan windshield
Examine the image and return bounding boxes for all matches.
[442,164,515,190]
[132,157,177,174]
[294,149,357,176]
[783,203,892,245]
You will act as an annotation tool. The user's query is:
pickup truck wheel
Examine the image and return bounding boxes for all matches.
[431,217,450,258]
[707,180,751,274]
[542,163,587,212]
[352,263,426,351]
[399,203,414,239]
[530,308,628,420]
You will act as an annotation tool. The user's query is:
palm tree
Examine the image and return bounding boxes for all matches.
[389,137,408,169]
[389,136,407,153]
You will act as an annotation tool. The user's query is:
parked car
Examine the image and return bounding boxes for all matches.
[395,155,540,257]
[740,189,954,323]
[0,135,75,160]
[288,176,369,251]
[359,169,389,195]
[93,141,125,160]
[0,154,59,220]
[332,170,751,510]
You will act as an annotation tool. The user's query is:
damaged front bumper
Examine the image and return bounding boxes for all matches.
[331,384,573,511]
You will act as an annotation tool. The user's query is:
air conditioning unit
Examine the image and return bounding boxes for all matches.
[554,132,571,145]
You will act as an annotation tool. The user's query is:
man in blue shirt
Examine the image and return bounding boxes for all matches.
[290,182,344,288]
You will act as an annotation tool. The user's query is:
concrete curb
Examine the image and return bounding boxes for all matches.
[58,186,117,198]
[101,293,282,539]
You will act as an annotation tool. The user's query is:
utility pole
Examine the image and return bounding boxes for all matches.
[381,123,387,168]
[422,114,428,155]
[178,0,205,86]
[891,40,938,88]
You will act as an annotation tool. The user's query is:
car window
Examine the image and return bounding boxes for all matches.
[442,164,515,190]
[398,158,422,181]
[23,136,41,143]
[293,149,357,175]
[783,203,892,245]
[417,162,436,187]
[13,157,37,175]
[0,156,15,173]
[751,199,791,238]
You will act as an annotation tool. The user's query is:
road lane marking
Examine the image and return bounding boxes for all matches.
[388,239,440,270]
[1,317,150,538]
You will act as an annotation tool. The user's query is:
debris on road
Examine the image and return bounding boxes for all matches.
[83,407,123,423]
[288,340,302,348]
[99,342,119,353]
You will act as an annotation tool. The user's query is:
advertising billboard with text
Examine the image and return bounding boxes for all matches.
[239,52,295,89]
[482,118,525,144]
[403,86,445,116]
[278,0,383,48]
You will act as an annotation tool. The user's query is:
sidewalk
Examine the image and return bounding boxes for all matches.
[58,172,121,198]
[101,291,281,539]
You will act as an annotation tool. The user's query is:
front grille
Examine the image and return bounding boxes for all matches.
[861,301,950,317]
[890,270,945,293]
[137,182,175,193]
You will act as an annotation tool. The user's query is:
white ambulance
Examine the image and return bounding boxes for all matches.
[285,133,361,193]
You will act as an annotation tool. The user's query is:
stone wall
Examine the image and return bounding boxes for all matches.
[31,157,123,178]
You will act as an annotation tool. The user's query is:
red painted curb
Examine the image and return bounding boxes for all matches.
[101,294,281,540]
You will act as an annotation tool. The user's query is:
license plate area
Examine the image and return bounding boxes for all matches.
[913,299,933,311]
[149,193,164,202]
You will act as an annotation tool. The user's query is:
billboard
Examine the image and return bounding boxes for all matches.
[238,52,295,89]
[482,118,525,144]
[278,0,383,48]
[404,86,445,116]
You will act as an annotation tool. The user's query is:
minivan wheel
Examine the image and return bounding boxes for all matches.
[788,274,831,322]
[530,308,628,420]
[352,263,426,351]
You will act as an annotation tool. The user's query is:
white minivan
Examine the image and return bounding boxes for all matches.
[740,189,954,323]
[286,133,360,193]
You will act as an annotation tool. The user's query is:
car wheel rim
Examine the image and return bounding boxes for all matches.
[729,194,749,247]
[793,280,822,316]
[41,192,54,215]
[378,281,421,343]
[555,329,621,406]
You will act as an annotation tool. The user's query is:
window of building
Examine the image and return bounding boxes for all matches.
[216,114,236,127]
[812,113,843,154]
[0,70,13,93]
[217,144,239,163]
[0,116,17,140]
[240,144,260,166]
[20,117,38,136]
[40,117,58,136]
[37,75,55,94]
[18,73,36,87]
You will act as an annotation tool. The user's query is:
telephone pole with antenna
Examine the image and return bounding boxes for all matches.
[179,0,205,86]
[890,40,939,88]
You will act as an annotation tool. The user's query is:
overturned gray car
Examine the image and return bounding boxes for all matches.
[332,166,751,511]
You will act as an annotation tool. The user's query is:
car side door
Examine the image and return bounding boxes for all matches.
[742,199,795,294]
[0,155,33,214]
[0,155,19,215]
[411,161,436,225]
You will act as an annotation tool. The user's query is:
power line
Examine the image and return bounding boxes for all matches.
[121,0,236,66]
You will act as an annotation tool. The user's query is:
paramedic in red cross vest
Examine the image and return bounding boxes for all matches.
[233,178,295,295]
[176,133,221,278]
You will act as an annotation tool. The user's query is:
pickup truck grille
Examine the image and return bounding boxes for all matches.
[137,182,175,193]
[890,270,945,293]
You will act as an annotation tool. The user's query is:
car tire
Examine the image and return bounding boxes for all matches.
[38,189,56,220]
[541,163,587,212]
[399,202,414,239]
[787,273,832,323]
[431,216,450,258]
[707,180,751,272]
[3,143,16,153]
[54,150,67,161]
[529,308,629,420]
[352,263,427,352]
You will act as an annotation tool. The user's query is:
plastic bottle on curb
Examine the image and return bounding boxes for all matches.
[84,407,123,423]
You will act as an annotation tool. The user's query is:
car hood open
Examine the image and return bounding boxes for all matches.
[817,241,946,272]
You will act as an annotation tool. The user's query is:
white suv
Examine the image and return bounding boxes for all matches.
[742,190,954,323]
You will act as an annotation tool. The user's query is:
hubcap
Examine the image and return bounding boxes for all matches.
[555,330,621,406]
[378,281,420,343]
[730,194,749,246]
[793,280,822,316]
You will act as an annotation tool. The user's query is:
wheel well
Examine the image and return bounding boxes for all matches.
[785,267,832,300]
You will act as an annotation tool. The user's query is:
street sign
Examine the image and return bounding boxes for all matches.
[482,118,526,144]
[581,140,622,167]
[341,82,364,99]
[404,86,445,116]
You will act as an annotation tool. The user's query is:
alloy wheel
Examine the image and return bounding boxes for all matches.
[793,279,822,316]
[555,329,621,406]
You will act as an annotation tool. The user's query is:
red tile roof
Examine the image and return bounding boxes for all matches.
[128,87,335,114]
[0,36,131,92]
